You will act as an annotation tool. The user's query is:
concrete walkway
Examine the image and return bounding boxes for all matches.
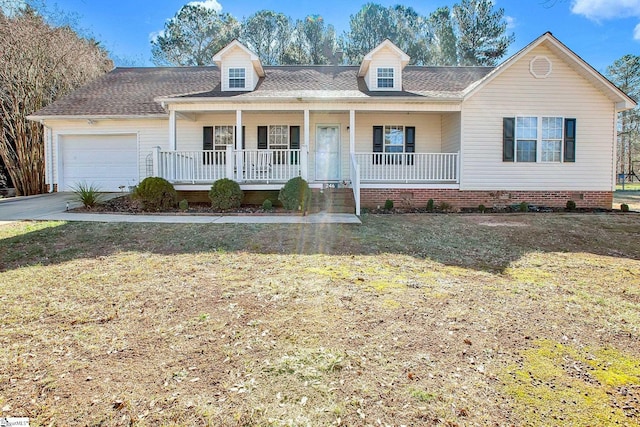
[0,193,361,224]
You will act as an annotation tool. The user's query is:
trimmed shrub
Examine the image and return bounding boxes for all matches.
[384,199,394,210]
[262,198,273,211]
[519,201,529,212]
[566,200,577,211]
[209,178,243,210]
[478,204,486,213]
[179,199,189,211]
[426,198,435,212]
[279,177,311,211]
[71,182,103,208]
[438,201,453,212]
[621,203,630,212]
[132,177,177,211]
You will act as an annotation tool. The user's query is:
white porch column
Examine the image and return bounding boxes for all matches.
[236,110,243,181]
[169,110,177,151]
[301,109,310,180]
[349,110,355,154]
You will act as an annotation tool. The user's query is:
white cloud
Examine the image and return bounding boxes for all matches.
[187,0,223,12]
[571,0,640,21]
[635,22,640,40]
[505,15,516,29]
[149,30,165,43]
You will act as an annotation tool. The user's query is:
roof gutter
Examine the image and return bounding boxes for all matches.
[155,95,465,104]
[27,113,169,122]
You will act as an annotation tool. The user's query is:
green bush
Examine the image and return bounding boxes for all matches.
[209,178,243,210]
[279,177,311,211]
[426,198,435,212]
[519,201,529,212]
[438,201,453,212]
[621,203,630,212]
[262,198,273,211]
[71,182,103,208]
[384,199,394,210]
[179,199,189,211]
[132,177,177,211]
[478,204,486,213]
[566,200,577,211]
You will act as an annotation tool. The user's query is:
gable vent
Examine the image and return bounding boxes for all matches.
[530,56,552,79]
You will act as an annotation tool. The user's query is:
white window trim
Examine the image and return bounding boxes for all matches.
[514,116,564,163]
[228,67,246,90]
[376,67,395,89]
[268,125,289,149]
[383,124,404,153]
[214,125,235,149]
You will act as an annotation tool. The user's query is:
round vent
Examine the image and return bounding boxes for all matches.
[530,56,552,79]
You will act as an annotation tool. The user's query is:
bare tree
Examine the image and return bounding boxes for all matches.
[0,7,112,195]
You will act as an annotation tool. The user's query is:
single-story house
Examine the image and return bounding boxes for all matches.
[29,32,636,214]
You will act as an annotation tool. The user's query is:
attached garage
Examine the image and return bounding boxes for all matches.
[58,134,139,192]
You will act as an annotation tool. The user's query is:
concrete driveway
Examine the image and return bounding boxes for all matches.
[0,192,120,221]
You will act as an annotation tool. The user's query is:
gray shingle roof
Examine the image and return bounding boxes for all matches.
[31,65,494,117]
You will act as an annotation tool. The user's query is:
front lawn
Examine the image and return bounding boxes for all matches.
[1,214,639,426]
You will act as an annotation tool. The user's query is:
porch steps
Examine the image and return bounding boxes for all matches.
[310,188,356,214]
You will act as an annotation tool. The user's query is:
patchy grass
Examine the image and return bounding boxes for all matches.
[0,214,639,426]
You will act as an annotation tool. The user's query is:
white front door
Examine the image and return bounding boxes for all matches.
[315,125,340,181]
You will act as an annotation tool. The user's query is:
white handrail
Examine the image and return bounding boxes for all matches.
[354,152,459,182]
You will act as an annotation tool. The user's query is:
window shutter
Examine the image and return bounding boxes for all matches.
[405,126,415,165]
[203,126,213,150]
[564,118,576,162]
[289,126,300,165]
[373,126,383,164]
[203,126,214,164]
[503,118,515,162]
[257,126,268,150]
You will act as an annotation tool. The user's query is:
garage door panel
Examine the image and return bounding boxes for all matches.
[60,134,138,192]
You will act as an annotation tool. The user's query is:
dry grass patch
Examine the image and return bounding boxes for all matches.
[0,214,639,426]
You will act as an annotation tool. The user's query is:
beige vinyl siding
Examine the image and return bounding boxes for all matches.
[461,45,616,191]
[441,113,461,153]
[47,118,168,188]
[220,48,258,91]
[365,46,403,91]
[353,112,443,154]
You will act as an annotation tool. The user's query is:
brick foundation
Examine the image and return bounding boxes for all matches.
[360,189,613,210]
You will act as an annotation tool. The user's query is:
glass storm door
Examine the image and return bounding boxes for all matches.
[315,125,340,181]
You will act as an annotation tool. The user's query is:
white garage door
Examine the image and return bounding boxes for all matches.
[60,134,138,192]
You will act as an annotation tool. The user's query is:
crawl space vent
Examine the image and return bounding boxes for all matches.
[530,56,552,79]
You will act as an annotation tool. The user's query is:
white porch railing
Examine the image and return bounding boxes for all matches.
[354,152,459,183]
[155,147,302,183]
[240,149,302,182]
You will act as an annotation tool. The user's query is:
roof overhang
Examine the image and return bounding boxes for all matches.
[27,114,168,122]
[358,39,411,77]
[213,39,265,77]
[463,32,637,112]
[464,32,637,112]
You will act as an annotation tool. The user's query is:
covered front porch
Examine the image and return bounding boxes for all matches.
[152,105,463,213]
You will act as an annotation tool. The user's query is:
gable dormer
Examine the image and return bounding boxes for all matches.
[213,40,265,92]
[358,39,410,92]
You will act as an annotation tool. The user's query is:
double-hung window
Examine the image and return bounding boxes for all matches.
[541,117,563,162]
[377,68,394,89]
[214,125,234,150]
[505,116,575,163]
[384,125,404,153]
[228,68,245,89]
[516,117,537,162]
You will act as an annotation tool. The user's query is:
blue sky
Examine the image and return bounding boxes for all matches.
[44,0,640,72]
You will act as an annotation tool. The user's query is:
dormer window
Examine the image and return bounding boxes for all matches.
[377,68,394,88]
[229,68,246,89]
